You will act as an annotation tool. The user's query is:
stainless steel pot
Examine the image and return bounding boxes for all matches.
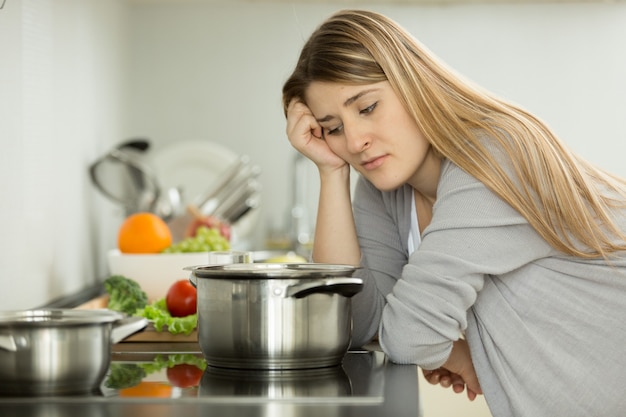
[186,263,363,370]
[0,309,147,396]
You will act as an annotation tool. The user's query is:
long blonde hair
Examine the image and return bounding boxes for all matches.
[283,9,626,258]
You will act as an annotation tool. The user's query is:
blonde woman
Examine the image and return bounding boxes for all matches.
[283,9,626,417]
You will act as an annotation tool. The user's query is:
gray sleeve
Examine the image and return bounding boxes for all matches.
[349,177,411,347]
[379,161,555,369]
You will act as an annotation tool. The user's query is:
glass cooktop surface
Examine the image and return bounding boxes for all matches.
[3,350,386,404]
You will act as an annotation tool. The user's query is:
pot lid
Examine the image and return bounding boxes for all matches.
[0,309,124,326]
[186,262,358,279]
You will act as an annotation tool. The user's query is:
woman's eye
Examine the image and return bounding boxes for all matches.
[360,102,377,115]
[326,124,343,136]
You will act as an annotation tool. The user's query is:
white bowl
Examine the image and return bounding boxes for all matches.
[106,249,209,301]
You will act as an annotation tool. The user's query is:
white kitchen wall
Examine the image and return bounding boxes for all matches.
[0,0,128,309]
[124,0,626,250]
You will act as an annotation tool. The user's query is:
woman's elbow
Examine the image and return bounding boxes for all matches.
[349,319,378,348]
[378,325,452,369]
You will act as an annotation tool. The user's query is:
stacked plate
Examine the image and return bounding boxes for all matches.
[148,140,261,242]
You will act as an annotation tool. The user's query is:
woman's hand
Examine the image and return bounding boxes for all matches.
[286,100,359,266]
[286,99,346,171]
[422,339,483,401]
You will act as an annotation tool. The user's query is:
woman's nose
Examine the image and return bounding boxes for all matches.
[344,124,372,153]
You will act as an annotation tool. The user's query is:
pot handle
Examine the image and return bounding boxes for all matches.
[0,335,17,352]
[111,316,148,344]
[284,277,363,299]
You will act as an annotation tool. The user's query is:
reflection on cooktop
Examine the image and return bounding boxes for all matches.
[0,351,386,404]
[197,350,385,403]
[103,350,386,403]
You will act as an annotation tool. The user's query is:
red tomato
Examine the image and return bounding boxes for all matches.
[166,364,203,388]
[165,279,197,317]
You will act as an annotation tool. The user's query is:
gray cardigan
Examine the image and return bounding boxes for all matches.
[350,158,626,417]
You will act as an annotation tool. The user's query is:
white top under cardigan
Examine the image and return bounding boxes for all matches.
[408,190,421,254]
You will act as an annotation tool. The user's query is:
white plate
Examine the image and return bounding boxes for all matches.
[148,140,259,242]
[149,140,237,203]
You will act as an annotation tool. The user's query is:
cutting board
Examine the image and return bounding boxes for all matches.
[75,295,198,343]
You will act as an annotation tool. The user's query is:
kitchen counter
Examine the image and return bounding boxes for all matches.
[1,285,422,417]
[0,350,420,417]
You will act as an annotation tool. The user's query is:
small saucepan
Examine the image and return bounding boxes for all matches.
[0,309,147,396]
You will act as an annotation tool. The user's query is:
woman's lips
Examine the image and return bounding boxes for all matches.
[361,155,387,171]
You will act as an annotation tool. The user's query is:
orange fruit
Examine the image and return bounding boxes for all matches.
[118,212,172,254]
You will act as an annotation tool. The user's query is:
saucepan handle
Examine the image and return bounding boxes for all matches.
[111,316,148,344]
[284,277,363,299]
[0,334,17,352]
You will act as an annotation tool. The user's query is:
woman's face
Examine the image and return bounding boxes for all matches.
[304,80,439,192]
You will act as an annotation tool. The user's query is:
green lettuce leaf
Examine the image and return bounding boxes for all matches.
[135,298,197,335]
[139,354,207,374]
